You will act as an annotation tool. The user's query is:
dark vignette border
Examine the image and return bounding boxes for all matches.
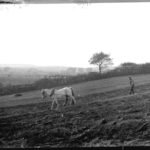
[0,0,150,4]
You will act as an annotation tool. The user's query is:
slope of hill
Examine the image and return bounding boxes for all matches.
[1,74,150,108]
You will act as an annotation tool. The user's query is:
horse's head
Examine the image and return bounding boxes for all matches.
[41,89,47,99]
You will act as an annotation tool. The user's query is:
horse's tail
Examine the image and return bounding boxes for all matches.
[70,87,75,97]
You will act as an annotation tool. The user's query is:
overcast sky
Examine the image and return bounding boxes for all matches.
[0,3,150,68]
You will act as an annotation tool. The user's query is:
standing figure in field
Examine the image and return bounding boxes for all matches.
[129,76,135,95]
[41,87,76,110]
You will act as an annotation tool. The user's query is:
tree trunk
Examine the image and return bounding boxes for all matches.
[99,65,102,74]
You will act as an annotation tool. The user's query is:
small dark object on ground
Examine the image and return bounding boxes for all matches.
[14,93,23,97]
[101,118,107,124]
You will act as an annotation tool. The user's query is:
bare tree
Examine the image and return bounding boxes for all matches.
[89,52,113,74]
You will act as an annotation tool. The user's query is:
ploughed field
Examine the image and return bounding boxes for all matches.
[1,75,150,147]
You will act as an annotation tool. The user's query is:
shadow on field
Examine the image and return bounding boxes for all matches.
[1,83,150,147]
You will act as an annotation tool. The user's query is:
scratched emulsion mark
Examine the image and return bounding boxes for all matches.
[72,0,91,7]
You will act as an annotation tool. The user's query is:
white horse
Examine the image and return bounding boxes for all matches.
[41,87,76,110]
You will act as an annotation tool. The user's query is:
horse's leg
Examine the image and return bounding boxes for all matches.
[56,102,59,110]
[69,96,75,105]
[51,99,55,110]
[55,98,59,110]
[64,95,69,106]
[68,96,72,105]
[63,95,67,106]
[70,96,76,105]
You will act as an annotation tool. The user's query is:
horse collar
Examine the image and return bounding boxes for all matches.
[50,88,55,97]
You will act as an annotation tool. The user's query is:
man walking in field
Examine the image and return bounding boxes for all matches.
[129,76,135,94]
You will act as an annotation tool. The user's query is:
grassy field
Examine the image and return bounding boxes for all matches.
[1,74,150,108]
[1,74,150,147]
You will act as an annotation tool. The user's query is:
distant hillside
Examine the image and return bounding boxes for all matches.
[0,65,98,85]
